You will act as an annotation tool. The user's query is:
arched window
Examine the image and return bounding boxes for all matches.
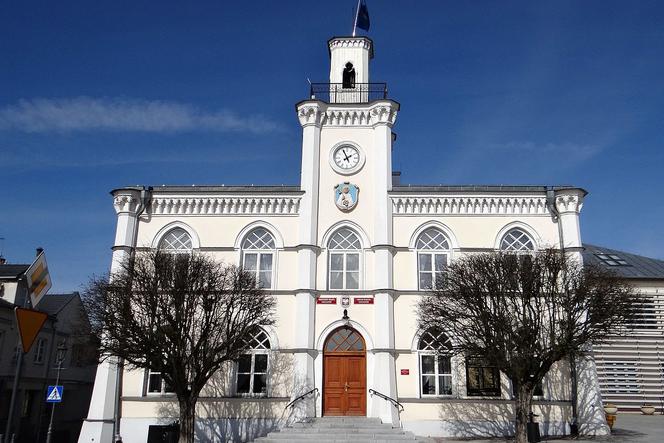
[418,328,453,396]
[158,227,193,252]
[236,328,271,396]
[416,228,450,290]
[342,62,356,88]
[500,228,535,252]
[325,326,365,352]
[242,228,276,289]
[328,228,361,290]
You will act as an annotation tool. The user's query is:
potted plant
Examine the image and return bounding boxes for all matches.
[640,404,656,415]
[603,403,618,415]
[603,403,618,430]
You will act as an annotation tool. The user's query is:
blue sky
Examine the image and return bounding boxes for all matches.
[1,0,662,292]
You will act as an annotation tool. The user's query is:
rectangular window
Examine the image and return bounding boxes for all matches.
[146,370,173,394]
[329,252,360,290]
[420,353,453,396]
[466,358,501,396]
[418,253,447,290]
[243,252,273,289]
[236,353,269,395]
[33,338,47,364]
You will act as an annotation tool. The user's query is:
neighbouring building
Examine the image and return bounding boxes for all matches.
[80,36,611,442]
[0,259,98,442]
[585,245,664,413]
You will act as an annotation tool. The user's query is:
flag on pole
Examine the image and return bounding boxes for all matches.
[25,250,52,308]
[355,0,370,33]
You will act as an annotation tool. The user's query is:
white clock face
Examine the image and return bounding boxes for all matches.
[333,145,360,170]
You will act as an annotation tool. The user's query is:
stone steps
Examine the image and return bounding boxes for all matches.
[253,417,429,442]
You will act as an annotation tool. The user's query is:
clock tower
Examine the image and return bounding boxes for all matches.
[293,36,400,424]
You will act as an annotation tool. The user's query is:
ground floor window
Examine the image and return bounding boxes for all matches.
[418,328,453,396]
[146,370,173,394]
[235,328,271,395]
[466,358,501,396]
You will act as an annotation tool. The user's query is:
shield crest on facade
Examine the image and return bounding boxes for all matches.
[334,182,359,211]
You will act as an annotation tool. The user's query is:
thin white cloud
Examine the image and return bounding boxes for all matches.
[0,97,281,133]
[492,141,603,163]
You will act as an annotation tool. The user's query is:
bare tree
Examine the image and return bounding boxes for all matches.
[84,250,275,443]
[417,249,638,443]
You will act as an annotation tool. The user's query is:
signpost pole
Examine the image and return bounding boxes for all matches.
[4,250,51,443]
[3,343,24,443]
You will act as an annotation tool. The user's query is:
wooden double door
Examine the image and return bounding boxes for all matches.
[323,326,366,416]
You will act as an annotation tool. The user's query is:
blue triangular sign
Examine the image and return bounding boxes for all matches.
[46,385,63,402]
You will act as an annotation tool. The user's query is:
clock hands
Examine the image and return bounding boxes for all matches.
[342,149,351,163]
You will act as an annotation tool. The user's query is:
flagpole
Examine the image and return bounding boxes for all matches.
[352,0,361,36]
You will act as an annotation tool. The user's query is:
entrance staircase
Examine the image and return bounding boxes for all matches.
[253,417,431,442]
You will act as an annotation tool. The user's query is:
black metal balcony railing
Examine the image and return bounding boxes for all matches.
[309,82,388,103]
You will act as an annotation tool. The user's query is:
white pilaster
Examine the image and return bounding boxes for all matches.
[555,189,585,257]
[79,190,140,443]
[555,188,608,435]
[370,110,399,425]
[291,103,323,419]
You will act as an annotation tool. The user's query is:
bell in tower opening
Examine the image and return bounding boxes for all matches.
[342,62,356,89]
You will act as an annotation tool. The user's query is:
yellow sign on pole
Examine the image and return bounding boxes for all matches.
[15,307,48,354]
[25,251,52,308]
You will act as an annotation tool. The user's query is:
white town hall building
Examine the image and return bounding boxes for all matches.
[79,36,609,442]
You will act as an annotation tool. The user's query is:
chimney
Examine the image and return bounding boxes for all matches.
[392,171,401,187]
[36,247,44,257]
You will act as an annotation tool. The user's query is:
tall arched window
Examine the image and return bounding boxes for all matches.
[416,228,450,290]
[242,228,276,289]
[236,328,271,396]
[328,228,361,290]
[158,227,193,252]
[418,328,453,396]
[500,228,535,252]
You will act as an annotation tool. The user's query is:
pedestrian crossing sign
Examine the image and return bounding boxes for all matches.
[46,385,63,403]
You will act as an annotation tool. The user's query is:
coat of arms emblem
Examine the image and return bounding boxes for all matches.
[334,182,359,211]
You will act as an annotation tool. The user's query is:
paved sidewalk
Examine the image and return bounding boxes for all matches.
[432,414,664,442]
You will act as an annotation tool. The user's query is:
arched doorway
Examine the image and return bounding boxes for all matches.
[323,326,366,416]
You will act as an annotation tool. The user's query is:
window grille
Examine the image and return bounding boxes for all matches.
[242,228,276,289]
[328,228,361,290]
[325,327,365,352]
[500,229,535,252]
[416,228,449,290]
[236,328,271,395]
[418,329,453,396]
[158,228,193,252]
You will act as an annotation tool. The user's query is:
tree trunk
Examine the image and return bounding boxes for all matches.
[178,396,197,443]
[515,383,534,443]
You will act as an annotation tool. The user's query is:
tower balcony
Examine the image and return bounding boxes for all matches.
[309,82,388,104]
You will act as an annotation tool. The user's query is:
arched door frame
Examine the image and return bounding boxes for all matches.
[314,320,375,418]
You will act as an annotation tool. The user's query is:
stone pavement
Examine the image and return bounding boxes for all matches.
[431,414,664,442]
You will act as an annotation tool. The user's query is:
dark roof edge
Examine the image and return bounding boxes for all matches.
[390,185,587,194]
[111,185,303,195]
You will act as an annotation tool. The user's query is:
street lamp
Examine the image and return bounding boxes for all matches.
[45,341,67,443]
